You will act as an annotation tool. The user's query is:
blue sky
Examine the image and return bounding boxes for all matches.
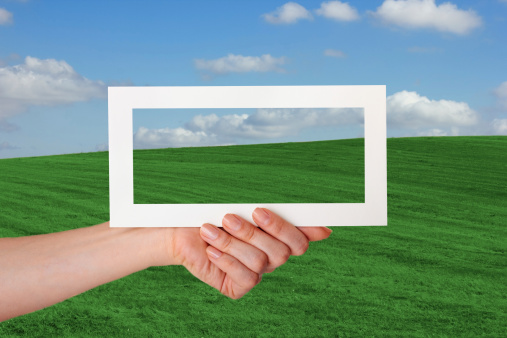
[0,0,506,158]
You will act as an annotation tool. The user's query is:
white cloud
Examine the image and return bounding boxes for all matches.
[134,126,223,149]
[370,0,482,35]
[0,8,13,25]
[492,119,507,135]
[262,2,313,24]
[0,56,106,124]
[324,49,346,58]
[186,113,251,137]
[315,1,359,21]
[494,81,507,110]
[259,108,361,138]
[387,91,478,130]
[194,54,287,75]
[134,108,363,149]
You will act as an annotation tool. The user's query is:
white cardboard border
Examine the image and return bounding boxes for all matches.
[108,86,387,227]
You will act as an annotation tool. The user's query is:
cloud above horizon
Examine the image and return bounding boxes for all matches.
[0,8,13,25]
[370,0,482,35]
[315,1,359,22]
[0,56,106,131]
[262,2,313,24]
[387,90,478,127]
[492,119,507,135]
[387,90,479,136]
[194,54,287,76]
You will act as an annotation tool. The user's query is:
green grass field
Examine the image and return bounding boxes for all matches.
[134,138,364,204]
[0,136,505,336]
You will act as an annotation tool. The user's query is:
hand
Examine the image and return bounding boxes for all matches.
[169,208,332,299]
[0,209,330,321]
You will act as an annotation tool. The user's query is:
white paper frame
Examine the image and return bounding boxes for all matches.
[108,85,386,227]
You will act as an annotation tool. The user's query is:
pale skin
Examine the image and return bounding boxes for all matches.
[0,208,331,322]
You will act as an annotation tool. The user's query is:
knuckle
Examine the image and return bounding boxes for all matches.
[245,272,260,289]
[278,245,292,265]
[220,233,234,252]
[265,266,276,273]
[271,246,291,268]
[292,238,309,256]
[252,251,268,273]
[242,224,257,242]
[228,292,242,300]
[221,256,236,270]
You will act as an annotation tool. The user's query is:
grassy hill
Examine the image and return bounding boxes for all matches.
[0,136,505,336]
[134,138,364,204]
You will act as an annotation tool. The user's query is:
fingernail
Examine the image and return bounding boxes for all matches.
[207,246,222,259]
[253,208,270,225]
[223,214,242,231]
[201,223,219,240]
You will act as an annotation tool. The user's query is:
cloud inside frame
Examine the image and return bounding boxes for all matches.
[134,108,364,149]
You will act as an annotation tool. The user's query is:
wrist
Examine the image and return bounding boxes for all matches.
[100,223,177,268]
[143,226,178,267]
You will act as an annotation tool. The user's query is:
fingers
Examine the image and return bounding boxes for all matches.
[218,210,332,271]
[205,246,260,299]
[251,208,310,256]
[297,226,333,242]
[198,209,332,299]
[222,214,291,273]
[200,223,268,274]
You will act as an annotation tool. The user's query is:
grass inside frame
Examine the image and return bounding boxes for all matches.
[108,85,387,227]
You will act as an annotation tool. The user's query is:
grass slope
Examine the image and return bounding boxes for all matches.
[0,136,505,337]
[134,138,364,204]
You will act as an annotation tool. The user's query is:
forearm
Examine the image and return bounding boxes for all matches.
[0,222,174,321]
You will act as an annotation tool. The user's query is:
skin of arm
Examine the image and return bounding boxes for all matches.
[0,208,331,322]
